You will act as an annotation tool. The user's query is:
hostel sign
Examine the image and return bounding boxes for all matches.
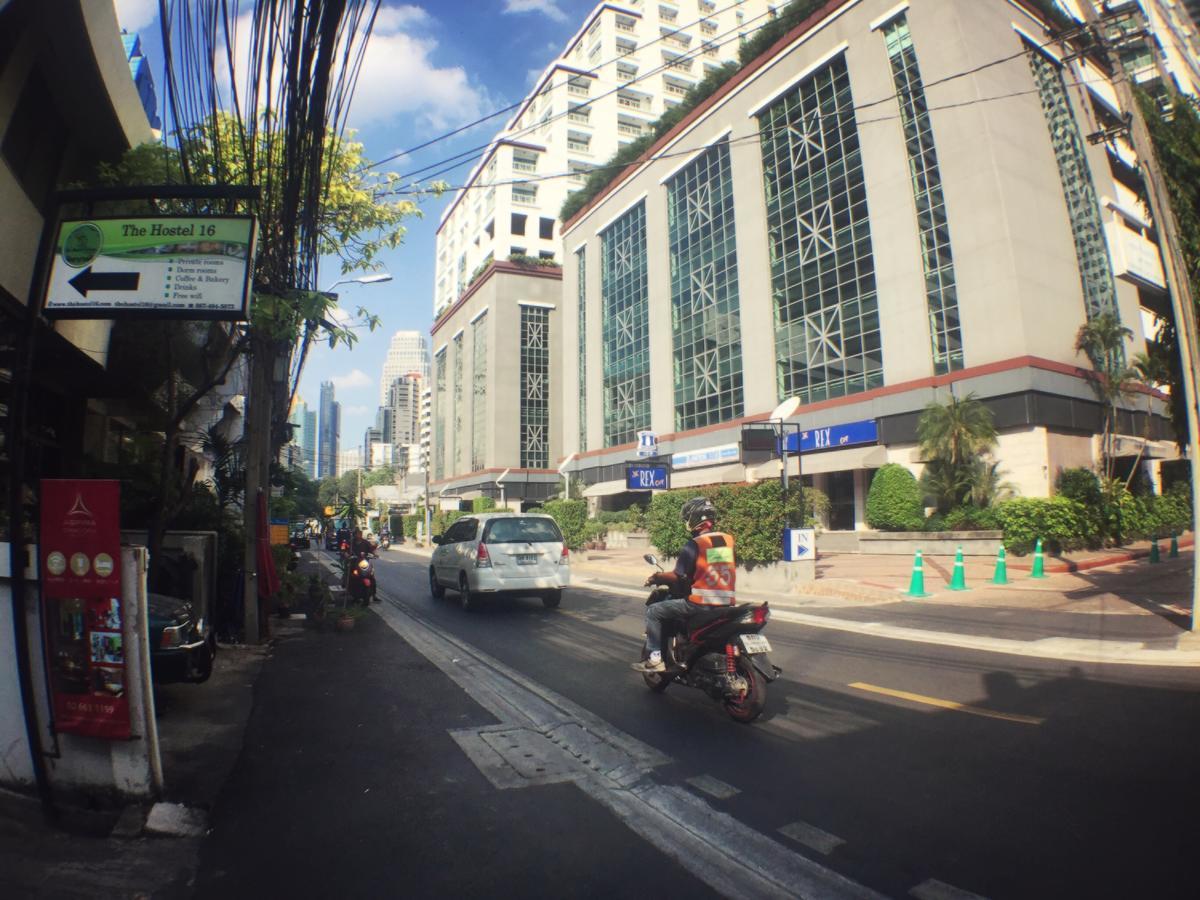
[43,216,257,320]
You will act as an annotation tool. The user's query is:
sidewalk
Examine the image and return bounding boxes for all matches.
[386,536,1200,666]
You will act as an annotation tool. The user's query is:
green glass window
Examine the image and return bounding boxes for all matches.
[576,247,588,452]
[1027,47,1119,321]
[520,305,550,468]
[433,348,446,481]
[453,332,464,474]
[472,312,487,471]
[883,15,963,374]
[601,201,650,446]
[758,55,883,404]
[667,138,744,430]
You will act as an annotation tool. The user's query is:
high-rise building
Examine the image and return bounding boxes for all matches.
[1181,0,1200,33]
[432,0,784,318]
[379,331,430,404]
[120,30,162,130]
[386,374,422,447]
[336,447,362,476]
[318,381,340,479]
[289,399,317,478]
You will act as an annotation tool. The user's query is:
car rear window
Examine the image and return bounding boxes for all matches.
[483,517,562,544]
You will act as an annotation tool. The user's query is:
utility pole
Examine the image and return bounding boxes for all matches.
[1076,3,1200,629]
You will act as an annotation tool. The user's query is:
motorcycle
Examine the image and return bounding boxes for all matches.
[379,533,391,550]
[347,552,379,605]
[638,553,780,723]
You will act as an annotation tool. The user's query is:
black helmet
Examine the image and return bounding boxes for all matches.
[681,497,716,532]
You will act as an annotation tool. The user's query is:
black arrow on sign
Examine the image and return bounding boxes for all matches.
[68,266,140,297]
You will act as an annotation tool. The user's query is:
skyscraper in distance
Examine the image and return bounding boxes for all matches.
[379,331,430,404]
[318,381,340,479]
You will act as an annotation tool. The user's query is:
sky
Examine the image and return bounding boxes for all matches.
[112,0,601,446]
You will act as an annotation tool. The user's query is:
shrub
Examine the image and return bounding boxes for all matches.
[471,496,496,513]
[993,496,1099,555]
[866,464,924,531]
[540,499,588,550]
[937,506,1000,532]
[1056,467,1102,507]
[646,482,826,565]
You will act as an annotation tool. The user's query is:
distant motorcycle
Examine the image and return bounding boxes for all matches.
[347,552,379,605]
[379,533,392,550]
[638,554,780,723]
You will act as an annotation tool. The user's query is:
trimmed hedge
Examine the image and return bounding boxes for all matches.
[539,499,588,550]
[865,464,924,532]
[646,482,828,565]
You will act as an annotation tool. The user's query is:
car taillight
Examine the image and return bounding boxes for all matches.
[752,604,770,626]
[558,546,569,565]
[475,542,492,568]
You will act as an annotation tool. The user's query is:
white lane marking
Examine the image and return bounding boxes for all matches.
[686,774,740,800]
[373,599,885,900]
[909,878,990,900]
[779,820,845,856]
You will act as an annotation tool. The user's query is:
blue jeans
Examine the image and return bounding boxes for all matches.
[644,598,693,656]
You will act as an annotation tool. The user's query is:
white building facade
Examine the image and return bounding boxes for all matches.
[559,0,1185,528]
[378,330,429,404]
[433,0,787,318]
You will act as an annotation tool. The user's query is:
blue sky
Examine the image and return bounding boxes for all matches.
[113,0,599,449]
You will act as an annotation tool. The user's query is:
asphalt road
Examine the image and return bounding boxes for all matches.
[364,548,1200,899]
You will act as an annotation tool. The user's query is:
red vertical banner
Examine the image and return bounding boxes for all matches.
[39,479,130,740]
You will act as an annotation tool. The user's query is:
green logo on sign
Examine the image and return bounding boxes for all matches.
[62,223,102,268]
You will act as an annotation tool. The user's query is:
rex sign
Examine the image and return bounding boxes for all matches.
[43,216,257,320]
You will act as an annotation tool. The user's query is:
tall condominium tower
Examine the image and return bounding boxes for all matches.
[433,0,783,317]
[379,331,430,404]
[289,399,318,478]
[317,381,340,479]
[387,374,422,447]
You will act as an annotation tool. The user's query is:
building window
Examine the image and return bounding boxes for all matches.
[1027,47,1119,322]
[512,213,527,236]
[577,248,588,452]
[758,55,883,404]
[883,15,963,374]
[539,217,556,240]
[453,333,464,474]
[601,201,650,446]
[472,313,487,471]
[667,138,744,431]
[520,306,550,468]
[434,349,447,480]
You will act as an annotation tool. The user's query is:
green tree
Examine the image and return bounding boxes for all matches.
[1075,312,1136,480]
[865,464,925,531]
[916,392,999,512]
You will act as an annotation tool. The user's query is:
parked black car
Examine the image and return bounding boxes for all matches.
[290,529,311,550]
[148,592,215,684]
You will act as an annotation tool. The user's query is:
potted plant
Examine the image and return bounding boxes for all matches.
[335,604,366,632]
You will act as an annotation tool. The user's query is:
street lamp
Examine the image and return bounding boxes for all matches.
[324,272,394,292]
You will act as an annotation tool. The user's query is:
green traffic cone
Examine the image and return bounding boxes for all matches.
[948,545,969,591]
[1030,538,1047,579]
[905,549,930,598]
[1170,535,1180,558]
[1150,539,1161,564]
[992,546,1010,585]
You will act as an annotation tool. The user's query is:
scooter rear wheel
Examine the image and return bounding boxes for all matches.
[724,658,766,723]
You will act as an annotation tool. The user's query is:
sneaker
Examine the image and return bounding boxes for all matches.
[632,652,665,673]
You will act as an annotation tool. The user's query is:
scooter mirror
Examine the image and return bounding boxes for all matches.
[643,553,658,567]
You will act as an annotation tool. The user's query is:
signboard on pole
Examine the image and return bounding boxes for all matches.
[782,528,815,562]
[626,465,669,491]
[43,216,257,320]
[636,431,658,458]
[783,419,879,454]
[39,479,131,740]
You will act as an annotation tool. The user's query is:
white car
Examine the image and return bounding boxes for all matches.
[429,513,570,610]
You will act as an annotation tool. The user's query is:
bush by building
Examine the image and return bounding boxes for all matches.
[865,464,924,532]
[539,499,588,550]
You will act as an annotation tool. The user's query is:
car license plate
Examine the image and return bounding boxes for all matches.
[740,634,771,654]
[517,554,538,565]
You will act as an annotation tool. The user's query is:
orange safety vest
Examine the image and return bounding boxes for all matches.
[687,532,737,606]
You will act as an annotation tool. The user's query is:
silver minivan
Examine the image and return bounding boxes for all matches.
[429,513,570,610]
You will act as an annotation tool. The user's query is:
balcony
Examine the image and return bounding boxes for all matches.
[568,81,590,97]
[568,108,592,124]
[617,120,644,137]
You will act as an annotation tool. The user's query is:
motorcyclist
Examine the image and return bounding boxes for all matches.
[632,497,737,673]
[352,528,376,557]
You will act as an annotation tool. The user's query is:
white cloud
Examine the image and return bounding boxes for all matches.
[331,369,373,391]
[114,0,158,32]
[374,4,431,31]
[503,0,568,23]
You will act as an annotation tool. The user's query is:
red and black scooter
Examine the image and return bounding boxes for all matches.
[638,553,780,723]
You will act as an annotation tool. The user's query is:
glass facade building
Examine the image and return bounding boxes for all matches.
[666,139,745,431]
[472,312,488,471]
[601,201,650,446]
[576,247,587,453]
[758,55,883,405]
[520,305,550,468]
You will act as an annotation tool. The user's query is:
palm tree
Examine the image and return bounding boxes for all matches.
[965,458,1016,508]
[917,393,1000,513]
[1075,312,1136,479]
